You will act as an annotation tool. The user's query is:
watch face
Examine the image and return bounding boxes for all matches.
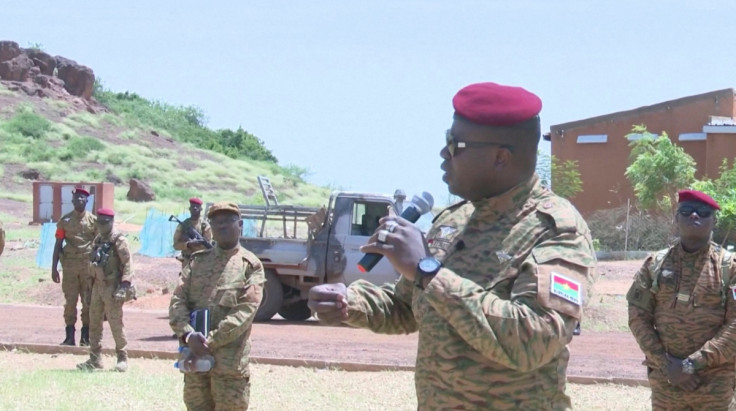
[419,257,441,273]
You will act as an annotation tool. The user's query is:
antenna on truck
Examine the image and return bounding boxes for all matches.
[257,175,279,208]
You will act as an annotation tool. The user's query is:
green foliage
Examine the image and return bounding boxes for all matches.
[550,155,583,199]
[625,125,695,213]
[94,86,277,163]
[691,158,736,244]
[207,127,278,162]
[2,109,52,139]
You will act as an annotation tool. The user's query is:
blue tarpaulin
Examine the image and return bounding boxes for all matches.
[139,209,184,257]
[35,208,258,264]
[35,222,57,269]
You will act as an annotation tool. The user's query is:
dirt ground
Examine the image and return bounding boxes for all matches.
[0,197,648,381]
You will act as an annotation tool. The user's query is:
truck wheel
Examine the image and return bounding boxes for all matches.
[255,270,283,322]
[278,300,312,321]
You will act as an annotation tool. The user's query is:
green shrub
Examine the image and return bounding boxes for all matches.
[3,111,52,139]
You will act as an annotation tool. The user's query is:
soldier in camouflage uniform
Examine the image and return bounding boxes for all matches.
[77,208,134,372]
[51,186,97,346]
[170,201,265,410]
[627,190,736,410]
[173,197,212,268]
[309,82,597,410]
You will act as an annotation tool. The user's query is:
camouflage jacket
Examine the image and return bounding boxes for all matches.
[345,175,597,410]
[57,210,97,257]
[90,231,132,285]
[169,245,265,377]
[627,241,736,374]
[173,216,212,258]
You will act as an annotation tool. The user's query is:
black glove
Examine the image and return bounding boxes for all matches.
[665,353,700,392]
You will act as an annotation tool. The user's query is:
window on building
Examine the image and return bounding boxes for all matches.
[678,133,706,141]
[576,134,608,144]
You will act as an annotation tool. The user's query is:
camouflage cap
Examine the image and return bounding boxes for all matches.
[207,201,241,218]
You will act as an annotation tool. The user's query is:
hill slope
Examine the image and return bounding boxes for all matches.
[0,80,332,222]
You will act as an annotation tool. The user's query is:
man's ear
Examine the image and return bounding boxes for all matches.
[493,147,513,168]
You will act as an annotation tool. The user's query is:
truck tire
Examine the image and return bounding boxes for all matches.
[255,270,283,322]
[278,300,313,321]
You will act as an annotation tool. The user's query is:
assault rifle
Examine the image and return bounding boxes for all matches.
[169,215,213,249]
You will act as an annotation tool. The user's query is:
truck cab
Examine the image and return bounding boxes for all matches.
[237,188,412,322]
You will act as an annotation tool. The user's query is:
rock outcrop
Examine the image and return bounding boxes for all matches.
[0,40,96,101]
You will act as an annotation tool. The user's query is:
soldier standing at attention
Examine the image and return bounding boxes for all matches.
[173,197,212,268]
[308,82,597,409]
[51,186,97,346]
[77,208,134,372]
[169,202,265,410]
[627,190,736,410]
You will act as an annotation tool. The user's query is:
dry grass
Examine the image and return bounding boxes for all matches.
[0,350,652,410]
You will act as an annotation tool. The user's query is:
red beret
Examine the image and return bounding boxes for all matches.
[73,186,90,196]
[678,190,720,210]
[97,208,115,217]
[189,197,203,205]
[453,82,542,126]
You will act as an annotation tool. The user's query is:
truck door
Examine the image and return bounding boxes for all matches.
[328,197,400,287]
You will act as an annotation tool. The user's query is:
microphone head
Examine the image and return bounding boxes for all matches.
[410,191,434,215]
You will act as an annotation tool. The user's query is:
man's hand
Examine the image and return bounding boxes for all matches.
[187,332,211,357]
[308,283,348,325]
[113,281,131,303]
[359,217,429,281]
[51,267,60,284]
[665,354,700,392]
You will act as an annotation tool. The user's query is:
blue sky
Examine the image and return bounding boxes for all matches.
[5,1,736,206]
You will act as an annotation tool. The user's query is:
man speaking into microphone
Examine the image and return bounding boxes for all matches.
[308,82,596,410]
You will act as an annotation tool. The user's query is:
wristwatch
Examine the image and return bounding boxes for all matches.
[415,257,442,289]
[681,358,695,375]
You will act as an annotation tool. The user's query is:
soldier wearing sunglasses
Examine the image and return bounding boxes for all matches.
[627,189,736,409]
[309,82,597,409]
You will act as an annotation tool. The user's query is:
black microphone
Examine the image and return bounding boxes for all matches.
[357,191,434,273]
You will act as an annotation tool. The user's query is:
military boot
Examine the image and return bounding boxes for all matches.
[80,325,90,346]
[60,325,75,346]
[115,352,128,372]
[76,353,103,371]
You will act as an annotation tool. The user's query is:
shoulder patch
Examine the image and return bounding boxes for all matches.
[536,262,586,320]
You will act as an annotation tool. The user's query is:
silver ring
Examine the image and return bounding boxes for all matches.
[386,221,398,233]
[377,229,389,243]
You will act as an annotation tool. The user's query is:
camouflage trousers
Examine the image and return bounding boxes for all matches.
[183,373,250,410]
[89,279,127,356]
[60,255,92,326]
[648,366,736,410]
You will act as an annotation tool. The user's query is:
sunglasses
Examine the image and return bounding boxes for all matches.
[445,130,511,158]
[678,205,714,218]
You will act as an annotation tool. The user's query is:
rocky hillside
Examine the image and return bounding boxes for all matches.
[0,40,331,217]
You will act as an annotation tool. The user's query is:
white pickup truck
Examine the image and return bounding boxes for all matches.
[237,184,418,321]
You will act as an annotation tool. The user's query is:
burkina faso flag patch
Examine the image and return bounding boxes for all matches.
[550,271,582,306]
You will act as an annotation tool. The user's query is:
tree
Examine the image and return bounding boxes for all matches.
[624,125,695,213]
[550,155,583,200]
[535,150,582,199]
[691,158,736,244]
